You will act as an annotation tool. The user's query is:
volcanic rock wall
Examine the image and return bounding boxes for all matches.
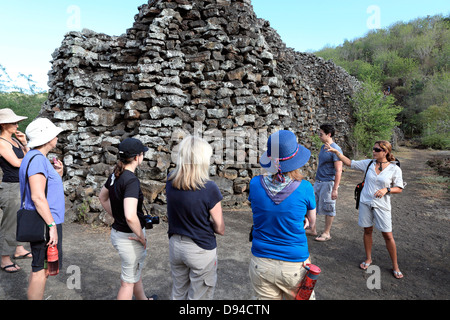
[41,0,359,224]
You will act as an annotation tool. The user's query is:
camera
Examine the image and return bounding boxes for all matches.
[144,215,160,229]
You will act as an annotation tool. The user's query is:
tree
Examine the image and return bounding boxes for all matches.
[418,103,450,149]
[351,78,403,156]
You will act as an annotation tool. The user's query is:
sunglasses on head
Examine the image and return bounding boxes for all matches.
[373,147,384,152]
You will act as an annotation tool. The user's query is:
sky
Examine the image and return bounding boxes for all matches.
[0,0,448,92]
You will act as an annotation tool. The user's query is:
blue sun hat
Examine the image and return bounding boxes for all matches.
[259,130,311,181]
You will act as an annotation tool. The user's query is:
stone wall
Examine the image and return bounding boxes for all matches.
[40,0,359,224]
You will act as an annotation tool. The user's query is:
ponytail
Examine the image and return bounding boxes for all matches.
[113,157,134,178]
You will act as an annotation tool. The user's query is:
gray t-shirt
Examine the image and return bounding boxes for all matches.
[315,143,342,182]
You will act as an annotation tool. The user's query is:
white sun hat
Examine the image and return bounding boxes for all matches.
[0,108,28,124]
[26,118,64,149]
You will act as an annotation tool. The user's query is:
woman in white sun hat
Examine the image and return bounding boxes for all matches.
[19,117,65,299]
[0,108,31,273]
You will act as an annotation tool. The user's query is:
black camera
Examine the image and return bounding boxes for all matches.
[144,215,160,229]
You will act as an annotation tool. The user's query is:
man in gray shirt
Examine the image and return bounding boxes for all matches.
[307,124,342,242]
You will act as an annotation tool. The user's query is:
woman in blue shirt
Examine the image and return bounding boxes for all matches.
[249,130,317,300]
[19,118,65,300]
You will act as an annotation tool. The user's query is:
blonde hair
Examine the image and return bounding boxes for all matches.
[375,140,395,162]
[286,169,304,181]
[271,169,304,183]
[169,135,213,191]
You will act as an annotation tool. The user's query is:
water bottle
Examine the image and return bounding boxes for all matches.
[47,245,59,276]
[295,264,321,300]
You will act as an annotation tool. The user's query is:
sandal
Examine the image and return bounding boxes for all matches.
[1,263,20,273]
[315,234,331,242]
[360,261,371,270]
[392,270,403,279]
[13,252,32,259]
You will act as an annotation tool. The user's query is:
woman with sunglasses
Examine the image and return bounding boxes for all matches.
[325,141,405,279]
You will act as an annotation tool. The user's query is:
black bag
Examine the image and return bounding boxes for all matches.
[16,154,48,243]
[354,160,373,210]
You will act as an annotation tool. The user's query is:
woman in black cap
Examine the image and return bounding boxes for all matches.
[99,138,157,300]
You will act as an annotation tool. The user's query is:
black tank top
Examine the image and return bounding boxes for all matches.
[0,138,24,183]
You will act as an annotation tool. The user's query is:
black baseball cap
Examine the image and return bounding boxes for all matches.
[118,138,148,159]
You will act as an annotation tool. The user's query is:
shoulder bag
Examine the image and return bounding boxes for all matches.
[16,154,49,243]
[354,160,373,210]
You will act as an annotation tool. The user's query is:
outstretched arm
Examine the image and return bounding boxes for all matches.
[324,143,352,167]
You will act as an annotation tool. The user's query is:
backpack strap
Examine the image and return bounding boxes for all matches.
[362,160,374,182]
[20,154,48,209]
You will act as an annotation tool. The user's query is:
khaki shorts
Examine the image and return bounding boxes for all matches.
[169,234,217,300]
[111,228,147,283]
[248,255,316,300]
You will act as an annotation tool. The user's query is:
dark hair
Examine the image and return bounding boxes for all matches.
[113,157,134,178]
[320,124,335,137]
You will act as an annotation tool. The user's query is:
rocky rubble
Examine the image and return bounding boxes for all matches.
[39,0,359,225]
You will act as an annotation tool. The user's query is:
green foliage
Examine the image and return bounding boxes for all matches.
[77,198,92,223]
[421,134,450,150]
[315,14,450,145]
[351,78,403,156]
[0,92,46,131]
[418,104,450,149]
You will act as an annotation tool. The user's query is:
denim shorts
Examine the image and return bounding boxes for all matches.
[314,180,336,216]
[110,228,147,283]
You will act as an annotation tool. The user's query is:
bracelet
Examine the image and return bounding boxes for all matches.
[48,221,56,227]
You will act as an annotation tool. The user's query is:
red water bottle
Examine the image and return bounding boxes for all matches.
[295,264,321,300]
[47,245,59,276]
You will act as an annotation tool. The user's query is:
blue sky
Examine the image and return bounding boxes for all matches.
[0,0,448,92]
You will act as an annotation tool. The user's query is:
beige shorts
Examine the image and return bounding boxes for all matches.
[248,255,316,300]
[358,202,392,232]
[110,228,147,283]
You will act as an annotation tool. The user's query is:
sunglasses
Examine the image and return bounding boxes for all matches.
[373,147,384,152]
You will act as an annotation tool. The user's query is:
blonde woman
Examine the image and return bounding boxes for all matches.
[325,140,404,279]
[166,135,224,300]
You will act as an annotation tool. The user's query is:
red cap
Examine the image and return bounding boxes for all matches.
[47,246,59,262]
[305,264,321,275]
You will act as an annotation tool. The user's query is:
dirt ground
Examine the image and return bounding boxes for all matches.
[0,147,448,301]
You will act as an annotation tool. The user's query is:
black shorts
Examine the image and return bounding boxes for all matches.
[30,224,63,273]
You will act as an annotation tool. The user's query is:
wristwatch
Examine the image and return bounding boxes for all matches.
[48,221,56,228]
[386,187,391,194]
